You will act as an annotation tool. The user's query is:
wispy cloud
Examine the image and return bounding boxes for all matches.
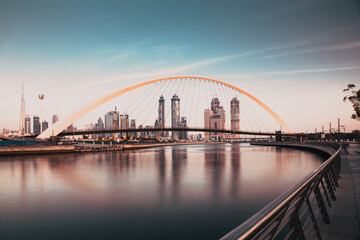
[107,53,130,63]
[254,65,360,76]
[70,54,248,91]
[262,40,360,59]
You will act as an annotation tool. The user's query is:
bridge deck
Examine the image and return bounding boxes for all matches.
[323,144,360,239]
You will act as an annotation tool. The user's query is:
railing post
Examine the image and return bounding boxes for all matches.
[306,198,322,240]
[314,185,331,224]
[289,213,306,240]
[320,179,332,208]
[330,162,340,187]
[324,173,336,201]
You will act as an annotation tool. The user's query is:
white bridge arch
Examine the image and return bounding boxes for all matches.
[37,76,292,139]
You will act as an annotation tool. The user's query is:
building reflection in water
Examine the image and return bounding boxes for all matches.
[171,147,187,204]
[230,145,241,201]
[205,146,226,201]
[0,144,324,240]
[156,148,166,204]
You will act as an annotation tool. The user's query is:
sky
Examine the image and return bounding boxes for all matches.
[1,0,360,133]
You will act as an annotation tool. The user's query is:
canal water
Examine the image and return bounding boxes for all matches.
[0,143,324,240]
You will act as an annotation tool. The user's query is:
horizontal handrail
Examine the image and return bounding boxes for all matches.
[221,142,341,240]
[57,127,295,137]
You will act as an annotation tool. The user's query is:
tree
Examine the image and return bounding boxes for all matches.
[343,84,360,121]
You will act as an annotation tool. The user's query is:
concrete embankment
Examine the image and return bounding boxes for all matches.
[250,141,339,158]
[0,142,222,156]
[0,145,75,155]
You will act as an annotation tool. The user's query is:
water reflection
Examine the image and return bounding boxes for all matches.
[230,145,241,201]
[0,143,323,240]
[205,147,226,201]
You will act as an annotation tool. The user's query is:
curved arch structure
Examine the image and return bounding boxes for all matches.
[38,76,292,139]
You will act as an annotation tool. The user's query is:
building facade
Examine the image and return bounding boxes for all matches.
[204,97,226,141]
[179,117,188,140]
[230,97,240,131]
[52,115,59,124]
[104,108,119,137]
[120,113,129,138]
[96,117,104,138]
[24,115,31,134]
[33,115,41,135]
[129,119,137,138]
[211,97,226,129]
[171,94,180,140]
[42,120,48,132]
[158,95,165,127]
[158,95,166,137]
[204,109,213,140]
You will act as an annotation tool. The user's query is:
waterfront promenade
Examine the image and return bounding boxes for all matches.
[0,142,222,155]
[323,144,360,239]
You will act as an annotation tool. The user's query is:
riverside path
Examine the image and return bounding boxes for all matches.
[323,143,360,239]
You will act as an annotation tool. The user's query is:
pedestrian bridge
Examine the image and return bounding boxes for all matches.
[37,76,293,139]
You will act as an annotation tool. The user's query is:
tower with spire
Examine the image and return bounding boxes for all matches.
[19,82,25,135]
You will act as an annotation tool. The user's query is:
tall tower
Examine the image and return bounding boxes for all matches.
[104,108,119,138]
[204,109,213,141]
[171,94,180,140]
[33,115,41,135]
[24,115,31,134]
[230,97,240,131]
[52,115,59,124]
[19,82,25,135]
[158,95,165,127]
[210,97,226,129]
[158,95,166,137]
[211,97,221,113]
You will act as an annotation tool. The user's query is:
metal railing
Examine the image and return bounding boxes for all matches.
[221,142,341,240]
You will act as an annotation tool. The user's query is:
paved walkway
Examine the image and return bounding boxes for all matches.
[323,144,360,240]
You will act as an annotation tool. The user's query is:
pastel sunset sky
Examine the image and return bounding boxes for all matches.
[1,0,359,133]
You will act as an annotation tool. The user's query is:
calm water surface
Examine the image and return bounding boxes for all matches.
[0,143,324,240]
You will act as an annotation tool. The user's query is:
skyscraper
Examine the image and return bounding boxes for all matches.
[105,108,119,138]
[120,113,129,138]
[96,117,104,138]
[19,82,25,135]
[179,117,188,140]
[204,109,213,140]
[204,97,226,141]
[158,95,165,127]
[230,97,240,131]
[24,115,31,134]
[158,95,166,137]
[42,120,49,132]
[33,116,40,135]
[171,94,180,140]
[129,119,137,138]
[211,97,226,128]
[52,115,59,124]
[97,117,104,129]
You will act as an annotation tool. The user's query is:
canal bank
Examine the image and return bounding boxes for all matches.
[0,142,224,156]
[224,141,360,240]
[222,141,342,240]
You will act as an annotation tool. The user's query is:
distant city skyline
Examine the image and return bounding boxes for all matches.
[1,0,360,133]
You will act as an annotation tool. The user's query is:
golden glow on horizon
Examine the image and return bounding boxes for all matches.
[38,76,292,138]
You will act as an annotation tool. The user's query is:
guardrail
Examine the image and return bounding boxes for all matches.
[221,142,341,240]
